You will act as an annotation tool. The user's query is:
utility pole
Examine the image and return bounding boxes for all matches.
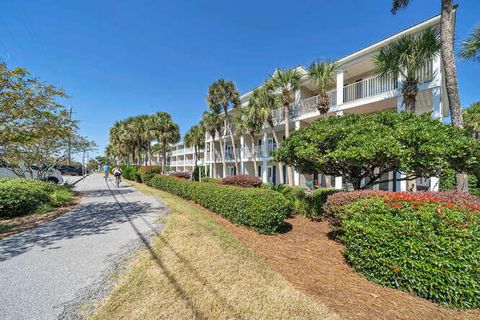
[68,107,72,165]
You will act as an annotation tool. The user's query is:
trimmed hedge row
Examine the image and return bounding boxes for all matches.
[0,178,74,218]
[333,191,480,309]
[147,175,290,234]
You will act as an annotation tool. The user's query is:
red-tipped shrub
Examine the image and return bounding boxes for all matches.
[221,175,263,188]
[170,171,191,179]
[139,166,163,183]
[323,190,386,226]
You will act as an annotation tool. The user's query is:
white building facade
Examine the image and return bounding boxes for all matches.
[168,15,450,192]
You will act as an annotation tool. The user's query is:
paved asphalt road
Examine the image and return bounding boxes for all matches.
[0,173,168,319]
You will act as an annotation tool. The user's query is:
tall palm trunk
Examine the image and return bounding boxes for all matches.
[147,144,152,166]
[403,80,418,113]
[194,145,199,180]
[224,111,239,174]
[269,122,284,184]
[282,95,294,185]
[209,135,217,178]
[440,0,468,192]
[162,141,167,174]
[217,130,226,178]
[250,133,257,177]
[137,140,142,166]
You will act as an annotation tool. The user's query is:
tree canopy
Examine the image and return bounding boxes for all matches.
[0,62,95,178]
[274,111,479,190]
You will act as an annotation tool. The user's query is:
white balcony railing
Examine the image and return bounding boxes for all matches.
[343,73,398,103]
[300,90,337,115]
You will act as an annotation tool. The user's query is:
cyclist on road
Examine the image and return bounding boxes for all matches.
[112,166,122,187]
[103,164,110,179]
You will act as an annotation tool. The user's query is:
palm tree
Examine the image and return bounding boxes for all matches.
[307,61,339,117]
[184,123,205,179]
[459,25,480,62]
[249,87,284,183]
[207,79,241,175]
[463,102,480,139]
[374,27,440,192]
[391,0,464,128]
[267,68,301,185]
[202,111,225,178]
[234,103,263,176]
[150,112,180,173]
[373,27,440,113]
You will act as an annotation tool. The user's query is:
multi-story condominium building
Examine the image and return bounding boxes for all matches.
[166,142,203,173]
[169,14,450,192]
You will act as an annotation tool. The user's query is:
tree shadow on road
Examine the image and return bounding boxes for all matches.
[0,192,155,262]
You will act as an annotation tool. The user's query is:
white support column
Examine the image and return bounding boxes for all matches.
[396,95,407,191]
[262,132,268,183]
[240,135,245,174]
[293,120,301,186]
[336,68,344,106]
[334,110,343,189]
[294,88,301,116]
[430,63,442,191]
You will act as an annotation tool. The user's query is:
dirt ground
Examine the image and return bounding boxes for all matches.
[206,213,480,320]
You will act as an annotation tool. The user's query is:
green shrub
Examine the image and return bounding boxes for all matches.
[272,185,342,218]
[147,175,290,234]
[201,177,221,184]
[49,187,74,207]
[121,165,141,182]
[310,188,343,218]
[337,193,480,309]
[139,166,163,183]
[0,178,74,218]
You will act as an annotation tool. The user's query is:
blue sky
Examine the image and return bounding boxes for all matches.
[1,0,479,158]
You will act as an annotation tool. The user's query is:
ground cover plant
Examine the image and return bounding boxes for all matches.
[0,178,75,217]
[329,190,480,309]
[147,175,289,234]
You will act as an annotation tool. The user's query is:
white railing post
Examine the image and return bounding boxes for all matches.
[336,69,344,107]
[262,132,268,182]
[240,135,245,174]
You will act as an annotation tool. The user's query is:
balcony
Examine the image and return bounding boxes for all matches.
[300,90,337,115]
[343,74,398,103]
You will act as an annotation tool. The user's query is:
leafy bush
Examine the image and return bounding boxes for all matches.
[170,171,191,179]
[192,166,207,181]
[121,165,141,181]
[201,177,221,184]
[139,166,163,183]
[49,187,74,207]
[147,175,290,234]
[323,190,386,228]
[268,185,342,218]
[310,188,343,218]
[221,175,263,188]
[338,193,480,309]
[0,178,74,218]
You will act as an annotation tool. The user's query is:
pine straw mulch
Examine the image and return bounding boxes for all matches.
[205,213,480,320]
[0,193,82,240]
